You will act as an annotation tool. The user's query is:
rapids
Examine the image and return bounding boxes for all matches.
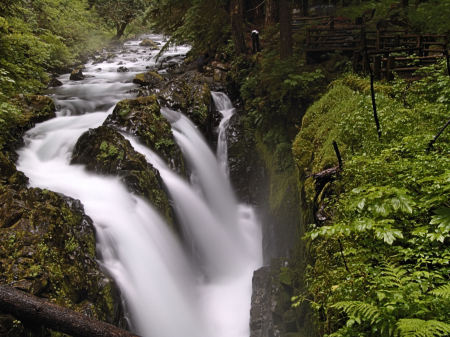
[16,34,262,337]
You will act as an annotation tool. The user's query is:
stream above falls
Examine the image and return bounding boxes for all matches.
[16,34,263,337]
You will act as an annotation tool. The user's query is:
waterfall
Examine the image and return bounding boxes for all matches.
[212,91,236,176]
[16,34,262,337]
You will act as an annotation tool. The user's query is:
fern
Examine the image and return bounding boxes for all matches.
[430,207,450,232]
[380,263,411,287]
[332,301,381,325]
[431,284,450,299]
[397,319,450,337]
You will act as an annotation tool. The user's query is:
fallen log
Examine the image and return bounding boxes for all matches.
[0,284,139,337]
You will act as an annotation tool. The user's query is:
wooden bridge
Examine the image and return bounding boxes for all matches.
[294,16,449,79]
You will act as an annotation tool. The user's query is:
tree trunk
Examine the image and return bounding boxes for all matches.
[302,0,309,16]
[265,0,277,26]
[0,284,139,337]
[279,0,293,59]
[230,0,247,54]
[115,22,128,40]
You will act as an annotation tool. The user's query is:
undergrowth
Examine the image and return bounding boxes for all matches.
[292,60,450,337]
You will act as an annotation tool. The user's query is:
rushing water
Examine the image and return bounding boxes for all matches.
[16,35,262,337]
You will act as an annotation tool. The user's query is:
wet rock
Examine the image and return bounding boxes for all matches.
[0,186,123,335]
[117,66,129,73]
[104,95,184,173]
[227,112,265,204]
[139,39,159,49]
[71,126,173,221]
[47,77,63,87]
[132,71,164,87]
[250,262,310,337]
[250,266,277,337]
[70,67,85,81]
[158,71,212,129]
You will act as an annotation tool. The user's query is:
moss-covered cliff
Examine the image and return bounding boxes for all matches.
[290,62,450,337]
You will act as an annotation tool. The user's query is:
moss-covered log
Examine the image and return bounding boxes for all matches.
[0,285,138,337]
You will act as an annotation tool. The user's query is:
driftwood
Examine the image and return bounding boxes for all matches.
[0,284,139,337]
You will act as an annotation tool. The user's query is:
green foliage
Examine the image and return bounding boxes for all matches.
[146,0,230,56]
[293,62,450,337]
[90,0,150,39]
[0,0,110,96]
[0,100,22,151]
[396,319,450,337]
[240,46,326,133]
[337,0,450,34]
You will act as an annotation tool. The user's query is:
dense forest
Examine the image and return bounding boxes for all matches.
[1,0,449,337]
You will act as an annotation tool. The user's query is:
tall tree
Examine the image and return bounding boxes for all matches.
[90,0,149,39]
[265,0,277,26]
[279,0,293,59]
[230,0,247,54]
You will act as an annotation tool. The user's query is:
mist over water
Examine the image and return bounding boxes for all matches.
[17,34,262,337]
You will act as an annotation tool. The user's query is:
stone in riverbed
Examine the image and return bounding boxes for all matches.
[48,77,63,87]
[70,67,85,81]
[132,71,164,87]
[117,66,129,73]
[139,39,159,49]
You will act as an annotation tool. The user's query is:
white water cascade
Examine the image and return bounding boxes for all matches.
[16,34,262,337]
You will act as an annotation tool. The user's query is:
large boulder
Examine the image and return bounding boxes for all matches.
[133,71,164,87]
[139,39,159,50]
[71,126,173,222]
[104,95,184,173]
[158,71,212,129]
[0,186,122,336]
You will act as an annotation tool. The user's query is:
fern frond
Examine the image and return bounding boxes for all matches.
[381,263,411,286]
[431,284,450,299]
[397,318,450,337]
[332,301,381,324]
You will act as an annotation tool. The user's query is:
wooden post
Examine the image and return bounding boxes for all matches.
[417,35,423,56]
[445,36,450,77]
[386,55,395,81]
[376,29,380,51]
[370,72,382,140]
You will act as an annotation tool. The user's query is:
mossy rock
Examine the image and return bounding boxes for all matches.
[17,95,56,126]
[104,95,184,173]
[0,152,28,189]
[71,125,173,222]
[158,71,212,129]
[133,71,164,87]
[139,39,159,49]
[0,186,122,335]
[69,67,85,81]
